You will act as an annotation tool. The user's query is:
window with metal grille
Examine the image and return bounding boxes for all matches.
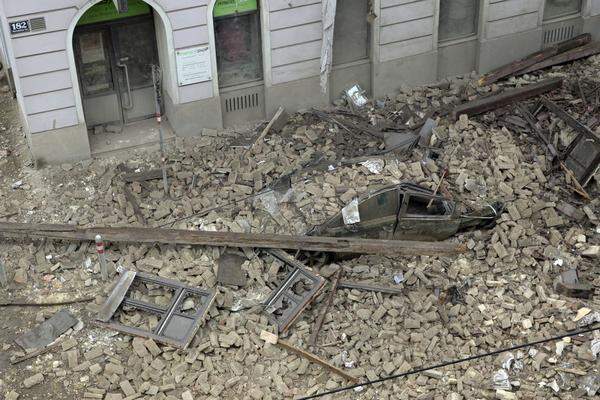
[544,0,582,21]
[543,24,576,45]
[438,0,479,42]
[224,92,260,112]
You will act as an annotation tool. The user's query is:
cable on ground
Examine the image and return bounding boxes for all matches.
[299,324,600,399]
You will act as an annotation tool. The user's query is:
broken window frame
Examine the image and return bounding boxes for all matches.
[538,98,600,187]
[437,0,480,43]
[96,271,216,349]
[398,192,454,219]
[264,251,325,334]
[543,0,583,21]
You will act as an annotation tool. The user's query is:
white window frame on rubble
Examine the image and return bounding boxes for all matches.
[435,0,486,48]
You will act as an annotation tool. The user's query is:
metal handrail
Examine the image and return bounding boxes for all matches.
[116,60,134,110]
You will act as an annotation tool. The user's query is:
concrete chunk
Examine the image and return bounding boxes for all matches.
[144,339,162,356]
[131,338,149,358]
[23,373,44,388]
[119,380,136,397]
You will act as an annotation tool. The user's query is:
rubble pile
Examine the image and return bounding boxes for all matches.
[0,53,599,400]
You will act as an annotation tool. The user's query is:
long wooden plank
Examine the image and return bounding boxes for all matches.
[337,280,404,294]
[0,222,466,256]
[277,338,358,382]
[97,271,137,322]
[452,78,563,121]
[478,34,591,86]
[260,330,357,382]
[518,42,600,75]
[245,106,287,157]
[309,269,342,346]
[122,169,163,183]
[11,339,64,365]
[123,185,147,225]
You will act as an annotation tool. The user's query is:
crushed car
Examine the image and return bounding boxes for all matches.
[307,182,503,241]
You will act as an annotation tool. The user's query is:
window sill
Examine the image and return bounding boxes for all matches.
[542,13,582,24]
[438,34,478,48]
[332,58,371,71]
[219,78,265,92]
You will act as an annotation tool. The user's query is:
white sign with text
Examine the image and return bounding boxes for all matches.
[176,46,212,86]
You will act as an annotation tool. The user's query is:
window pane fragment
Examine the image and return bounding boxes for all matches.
[114,20,158,89]
[214,13,263,87]
[438,0,479,42]
[333,0,370,65]
[77,31,113,95]
[544,0,582,21]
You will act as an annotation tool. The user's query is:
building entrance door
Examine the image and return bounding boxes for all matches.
[74,14,158,128]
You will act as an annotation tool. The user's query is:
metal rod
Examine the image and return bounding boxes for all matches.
[152,66,169,197]
[300,324,600,399]
[159,124,168,196]
[1,297,94,307]
[0,258,7,287]
[95,234,108,281]
[427,168,448,209]
[309,269,342,346]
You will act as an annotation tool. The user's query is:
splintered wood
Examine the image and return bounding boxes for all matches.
[452,78,563,121]
[478,34,591,86]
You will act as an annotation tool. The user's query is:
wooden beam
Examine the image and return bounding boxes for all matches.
[0,297,94,307]
[478,34,591,86]
[260,330,358,382]
[122,169,163,183]
[518,42,600,75]
[246,107,288,157]
[11,340,63,365]
[0,222,466,256]
[123,185,147,225]
[337,281,404,295]
[309,269,342,346]
[452,78,563,121]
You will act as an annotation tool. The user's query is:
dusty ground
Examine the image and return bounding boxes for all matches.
[0,55,599,400]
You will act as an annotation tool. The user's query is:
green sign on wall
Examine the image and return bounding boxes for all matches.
[214,0,257,17]
[78,0,151,26]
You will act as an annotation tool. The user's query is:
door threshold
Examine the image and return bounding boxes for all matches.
[91,135,175,158]
[89,118,175,158]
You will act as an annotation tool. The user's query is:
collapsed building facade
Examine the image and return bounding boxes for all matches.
[0,0,600,396]
[0,0,599,163]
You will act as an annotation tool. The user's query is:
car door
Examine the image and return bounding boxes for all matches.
[393,193,460,241]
